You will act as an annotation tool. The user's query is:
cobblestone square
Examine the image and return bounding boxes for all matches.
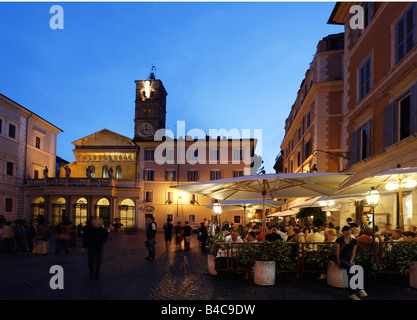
[0,231,416,301]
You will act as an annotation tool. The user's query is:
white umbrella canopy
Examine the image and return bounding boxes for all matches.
[170,172,355,238]
[334,167,417,196]
[334,167,417,226]
[170,172,355,201]
[204,199,285,211]
[267,209,298,217]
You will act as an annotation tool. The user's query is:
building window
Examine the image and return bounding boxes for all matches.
[90,166,95,178]
[5,198,13,212]
[395,4,416,64]
[166,149,175,162]
[35,136,41,149]
[350,120,372,165]
[359,56,372,100]
[383,83,416,149]
[187,170,198,182]
[297,151,301,167]
[233,170,244,178]
[209,148,219,162]
[0,118,2,134]
[290,160,293,173]
[145,191,153,202]
[116,166,122,179]
[210,170,221,180]
[34,170,39,179]
[298,126,302,141]
[6,162,13,176]
[306,111,311,129]
[102,165,109,178]
[145,170,154,181]
[232,149,242,161]
[166,170,176,182]
[8,124,16,139]
[304,139,312,161]
[360,126,369,161]
[400,94,412,140]
[144,149,155,161]
[166,191,173,204]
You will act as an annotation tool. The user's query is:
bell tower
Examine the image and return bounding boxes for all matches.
[133,66,167,141]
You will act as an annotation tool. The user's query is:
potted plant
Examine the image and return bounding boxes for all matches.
[112,218,123,232]
[252,242,277,286]
[206,233,223,275]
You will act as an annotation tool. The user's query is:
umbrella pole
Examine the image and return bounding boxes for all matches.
[399,187,403,230]
[262,189,266,241]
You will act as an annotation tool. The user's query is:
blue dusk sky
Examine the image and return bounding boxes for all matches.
[0,2,343,173]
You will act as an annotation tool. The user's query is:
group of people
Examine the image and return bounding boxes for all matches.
[0,216,109,280]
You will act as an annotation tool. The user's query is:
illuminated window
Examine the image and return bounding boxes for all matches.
[116,166,122,179]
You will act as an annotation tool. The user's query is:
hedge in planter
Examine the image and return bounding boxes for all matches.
[379,242,417,275]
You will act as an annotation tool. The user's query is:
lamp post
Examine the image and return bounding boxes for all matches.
[213,202,222,232]
[365,187,380,244]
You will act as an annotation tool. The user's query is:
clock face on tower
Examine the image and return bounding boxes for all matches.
[139,122,154,136]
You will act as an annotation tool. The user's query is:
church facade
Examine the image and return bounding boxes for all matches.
[23,76,256,229]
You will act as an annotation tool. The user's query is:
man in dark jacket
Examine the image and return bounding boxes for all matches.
[145,216,157,260]
[83,218,107,279]
[199,222,208,254]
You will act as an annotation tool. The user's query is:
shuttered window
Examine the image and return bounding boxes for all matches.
[350,120,371,165]
[359,56,372,100]
[395,4,416,64]
[383,83,417,149]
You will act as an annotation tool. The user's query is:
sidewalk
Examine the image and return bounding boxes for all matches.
[0,231,416,300]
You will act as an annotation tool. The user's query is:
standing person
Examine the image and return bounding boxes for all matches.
[55,220,70,255]
[3,222,14,254]
[27,222,37,253]
[198,222,208,254]
[174,221,184,250]
[14,222,29,254]
[83,217,107,279]
[145,216,157,260]
[183,221,193,251]
[346,217,358,228]
[335,225,367,300]
[209,220,216,237]
[37,221,51,255]
[163,218,174,250]
[359,215,371,235]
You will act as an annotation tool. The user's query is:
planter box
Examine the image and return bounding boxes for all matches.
[207,254,217,275]
[410,261,417,289]
[327,261,348,288]
[254,261,276,286]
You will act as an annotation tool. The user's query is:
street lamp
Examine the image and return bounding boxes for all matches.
[365,187,380,243]
[213,202,222,231]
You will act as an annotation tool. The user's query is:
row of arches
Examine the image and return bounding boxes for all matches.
[31,196,135,228]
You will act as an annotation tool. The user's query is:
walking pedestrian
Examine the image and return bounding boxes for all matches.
[145,216,157,260]
[83,217,107,279]
[55,220,71,255]
[335,225,367,300]
[183,221,192,251]
[198,222,208,254]
[3,222,15,254]
[163,218,173,250]
[174,221,184,250]
[27,221,37,252]
[36,221,51,255]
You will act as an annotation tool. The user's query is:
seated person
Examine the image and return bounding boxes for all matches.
[356,227,381,251]
[265,227,282,242]
[306,227,325,243]
[381,223,393,241]
[244,231,258,243]
[402,231,416,242]
[325,228,338,242]
[225,231,243,244]
[391,229,403,242]
[351,227,360,239]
